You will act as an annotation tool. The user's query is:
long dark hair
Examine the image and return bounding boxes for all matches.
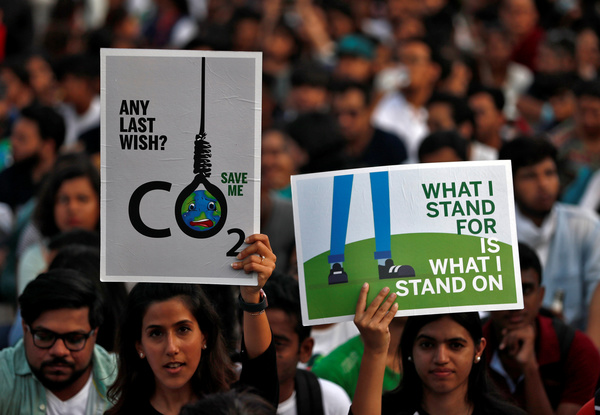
[385,312,520,415]
[106,283,237,414]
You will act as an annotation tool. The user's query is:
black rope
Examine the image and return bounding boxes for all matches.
[193,135,212,176]
[199,57,205,136]
[193,57,211,177]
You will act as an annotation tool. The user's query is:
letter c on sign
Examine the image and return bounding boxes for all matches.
[128,181,171,238]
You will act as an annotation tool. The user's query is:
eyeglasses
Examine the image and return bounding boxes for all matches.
[27,326,95,351]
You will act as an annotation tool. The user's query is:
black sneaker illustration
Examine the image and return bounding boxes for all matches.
[328,263,349,284]
[378,259,415,279]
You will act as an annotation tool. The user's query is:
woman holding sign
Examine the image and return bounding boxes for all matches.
[351,284,525,415]
[106,233,278,415]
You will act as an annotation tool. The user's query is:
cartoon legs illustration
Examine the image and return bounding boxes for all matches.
[328,171,415,285]
[328,175,353,284]
[369,171,416,279]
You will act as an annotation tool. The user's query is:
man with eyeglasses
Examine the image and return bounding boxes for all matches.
[0,269,117,414]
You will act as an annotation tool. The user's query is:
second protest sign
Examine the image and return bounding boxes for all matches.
[292,161,523,325]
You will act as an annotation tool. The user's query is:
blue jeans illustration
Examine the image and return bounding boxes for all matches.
[327,171,415,284]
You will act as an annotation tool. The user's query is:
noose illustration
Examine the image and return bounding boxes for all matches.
[175,57,228,238]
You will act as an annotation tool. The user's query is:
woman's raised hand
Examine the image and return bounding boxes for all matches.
[351,284,398,415]
[233,233,277,302]
[354,283,398,355]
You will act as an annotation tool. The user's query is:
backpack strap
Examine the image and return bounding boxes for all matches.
[535,318,577,408]
[295,369,324,415]
[551,317,576,362]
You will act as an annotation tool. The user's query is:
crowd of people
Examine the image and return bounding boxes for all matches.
[0,0,600,414]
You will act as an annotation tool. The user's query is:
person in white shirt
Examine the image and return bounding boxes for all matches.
[372,38,441,163]
[55,54,100,149]
[499,136,600,333]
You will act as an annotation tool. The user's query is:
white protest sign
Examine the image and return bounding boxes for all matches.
[101,49,261,284]
[292,161,522,325]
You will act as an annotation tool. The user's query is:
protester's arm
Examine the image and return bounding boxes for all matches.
[350,284,398,415]
[233,233,277,359]
[295,0,335,62]
[238,338,279,408]
[260,0,283,41]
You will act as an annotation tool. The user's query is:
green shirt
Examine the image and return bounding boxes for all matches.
[311,335,401,399]
[0,339,117,415]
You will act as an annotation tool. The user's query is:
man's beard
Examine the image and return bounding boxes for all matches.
[517,201,552,221]
[30,357,92,392]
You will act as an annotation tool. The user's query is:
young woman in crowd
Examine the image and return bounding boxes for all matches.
[351,284,525,415]
[106,233,278,415]
[18,153,100,293]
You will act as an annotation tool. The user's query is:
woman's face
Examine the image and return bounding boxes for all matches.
[136,297,205,395]
[412,317,485,398]
[54,176,100,232]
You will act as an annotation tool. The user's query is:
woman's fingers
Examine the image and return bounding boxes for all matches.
[232,233,276,273]
[241,256,275,274]
[355,282,370,317]
[355,285,398,327]
[380,290,398,313]
[365,287,396,320]
[234,234,276,301]
[381,301,399,327]
[241,234,273,255]
[354,284,398,354]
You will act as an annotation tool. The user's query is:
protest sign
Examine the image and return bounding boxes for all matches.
[101,49,261,284]
[291,161,522,325]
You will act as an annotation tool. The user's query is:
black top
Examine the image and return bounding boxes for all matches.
[134,339,278,414]
[379,390,527,415]
[349,390,527,415]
